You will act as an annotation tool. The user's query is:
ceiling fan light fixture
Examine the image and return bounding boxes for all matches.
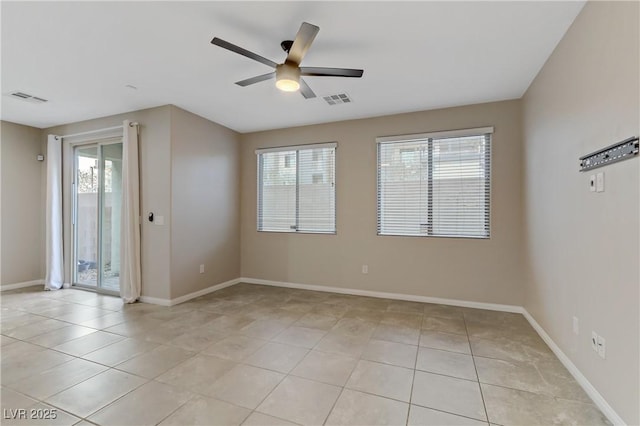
[275,63,300,92]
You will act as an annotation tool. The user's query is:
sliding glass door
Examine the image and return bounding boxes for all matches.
[73,141,123,294]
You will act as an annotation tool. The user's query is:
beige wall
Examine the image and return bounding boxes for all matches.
[522,2,639,424]
[1,121,45,286]
[45,106,173,300]
[240,100,525,305]
[169,106,240,299]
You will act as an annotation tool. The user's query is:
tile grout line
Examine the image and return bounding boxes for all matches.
[463,310,490,424]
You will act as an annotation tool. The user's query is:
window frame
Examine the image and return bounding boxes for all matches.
[376,127,493,239]
[256,142,337,235]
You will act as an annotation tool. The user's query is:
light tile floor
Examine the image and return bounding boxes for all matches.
[1,284,611,426]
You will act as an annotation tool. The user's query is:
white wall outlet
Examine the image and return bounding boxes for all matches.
[362,264,368,274]
[589,175,596,192]
[591,331,598,352]
[199,264,204,274]
[572,316,579,335]
[597,335,606,358]
[596,172,604,192]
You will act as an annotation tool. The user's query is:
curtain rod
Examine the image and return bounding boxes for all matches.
[56,122,139,140]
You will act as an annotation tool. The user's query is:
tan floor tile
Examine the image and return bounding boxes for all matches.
[293,313,339,330]
[291,350,358,387]
[202,334,268,360]
[381,312,423,328]
[372,323,420,345]
[204,315,255,333]
[1,341,47,361]
[408,405,487,425]
[208,364,284,409]
[330,318,377,338]
[2,349,73,384]
[475,356,547,392]
[342,308,384,322]
[326,389,409,426]
[421,316,467,335]
[469,336,554,364]
[416,347,477,381]
[244,342,308,373]
[0,335,19,347]
[387,301,425,314]
[1,387,37,410]
[242,412,299,426]
[257,376,341,425]
[82,338,159,366]
[25,326,96,348]
[156,354,235,393]
[240,319,290,339]
[315,332,369,357]
[272,326,327,348]
[8,358,107,400]
[3,319,71,340]
[412,371,486,421]
[103,317,167,337]
[46,369,147,418]
[52,331,124,356]
[159,395,251,426]
[87,381,192,426]
[362,339,418,369]
[115,345,194,379]
[79,312,128,329]
[346,360,414,402]
[419,330,471,354]
[168,327,226,352]
[423,304,464,320]
[481,383,610,426]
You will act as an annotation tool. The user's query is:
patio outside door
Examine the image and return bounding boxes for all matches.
[72,141,123,294]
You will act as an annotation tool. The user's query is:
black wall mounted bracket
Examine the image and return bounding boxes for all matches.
[579,136,639,171]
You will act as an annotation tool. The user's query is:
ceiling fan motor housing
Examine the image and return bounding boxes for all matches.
[275,63,301,91]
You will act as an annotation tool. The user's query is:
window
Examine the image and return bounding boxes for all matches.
[377,127,492,238]
[257,142,336,233]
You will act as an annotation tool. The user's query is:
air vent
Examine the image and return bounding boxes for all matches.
[323,93,352,106]
[7,91,48,104]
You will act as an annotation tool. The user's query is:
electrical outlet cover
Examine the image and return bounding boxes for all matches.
[591,331,598,351]
[597,335,606,358]
[596,172,604,192]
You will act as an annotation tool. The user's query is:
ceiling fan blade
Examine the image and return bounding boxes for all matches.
[299,78,316,99]
[235,72,275,87]
[300,67,364,78]
[286,22,319,65]
[211,37,278,68]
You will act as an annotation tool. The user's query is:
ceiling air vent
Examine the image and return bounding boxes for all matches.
[323,93,352,106]
[8,91,48,104]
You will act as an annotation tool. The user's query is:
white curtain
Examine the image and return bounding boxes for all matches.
[45,135,64,290]
[120,120,142,303]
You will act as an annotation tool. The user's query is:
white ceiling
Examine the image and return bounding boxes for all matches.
[1,1,584,133]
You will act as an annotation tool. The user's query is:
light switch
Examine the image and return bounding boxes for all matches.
[155,215,164,225]
[596,172,604,192]
[589,175,596,192]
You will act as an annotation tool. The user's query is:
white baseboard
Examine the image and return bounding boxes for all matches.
[0,279,44,291]
[139,295,172,306]
[140,278,241,307]
[239,277,522,313]
[522,309,624,426]
[170,278,241,306]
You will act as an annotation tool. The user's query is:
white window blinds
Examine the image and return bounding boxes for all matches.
[377,128,491,238]
[257,143,336,233]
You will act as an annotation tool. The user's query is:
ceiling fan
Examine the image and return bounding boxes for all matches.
[211,22,364,99]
